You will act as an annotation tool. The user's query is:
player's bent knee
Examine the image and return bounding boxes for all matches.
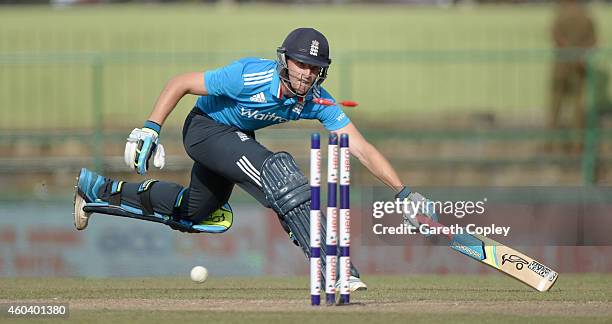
[261,151,310,216]
[185,206,218,224]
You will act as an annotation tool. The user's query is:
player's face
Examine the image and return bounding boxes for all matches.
[286,59,321,95]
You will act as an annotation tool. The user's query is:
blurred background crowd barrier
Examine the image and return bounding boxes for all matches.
[0,1,611,277]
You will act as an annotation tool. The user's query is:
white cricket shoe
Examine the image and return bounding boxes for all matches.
[335,275,368,292]
[73,168,107,230]
[73,189,91,230]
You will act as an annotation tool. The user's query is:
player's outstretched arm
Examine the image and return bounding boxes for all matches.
[147,72,209,125]
[333,122,403,192]
[124,72,208,175]
[333,123,439,227]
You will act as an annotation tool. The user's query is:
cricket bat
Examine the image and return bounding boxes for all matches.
[416,214,559,292]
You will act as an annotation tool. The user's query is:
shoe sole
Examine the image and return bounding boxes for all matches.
[336,282,368,293]
[352,285,367,292]
[73,176,91,230]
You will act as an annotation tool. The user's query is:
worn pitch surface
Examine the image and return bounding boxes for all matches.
[1,274,610,323]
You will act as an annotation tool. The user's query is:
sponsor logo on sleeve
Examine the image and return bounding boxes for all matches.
[292,102,305,115]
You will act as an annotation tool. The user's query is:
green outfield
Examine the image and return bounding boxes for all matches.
[1,274,610,323]
[1,4,611,130]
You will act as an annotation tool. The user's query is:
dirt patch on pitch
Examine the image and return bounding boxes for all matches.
[4,299,611,317]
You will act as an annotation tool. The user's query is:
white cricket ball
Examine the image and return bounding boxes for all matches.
[190,266,208,283]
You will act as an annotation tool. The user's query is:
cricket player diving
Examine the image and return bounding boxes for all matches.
[73,27,438,291]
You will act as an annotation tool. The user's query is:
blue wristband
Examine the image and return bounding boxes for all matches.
[395,186,411,199]
[144,120,161,134]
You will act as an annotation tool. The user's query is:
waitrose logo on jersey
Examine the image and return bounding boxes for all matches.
[240,108,288,123]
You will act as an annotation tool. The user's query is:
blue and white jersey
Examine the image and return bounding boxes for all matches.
[196,57,350,132]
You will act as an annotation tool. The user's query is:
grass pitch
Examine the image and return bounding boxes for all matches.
[1,274,610,323]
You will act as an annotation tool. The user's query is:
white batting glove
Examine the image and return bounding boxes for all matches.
[124,121,165,175]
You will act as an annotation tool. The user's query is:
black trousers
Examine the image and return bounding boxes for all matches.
[179,108,273,222]
[97,107,361,279]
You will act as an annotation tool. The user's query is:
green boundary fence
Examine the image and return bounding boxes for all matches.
[0,49,611,184]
